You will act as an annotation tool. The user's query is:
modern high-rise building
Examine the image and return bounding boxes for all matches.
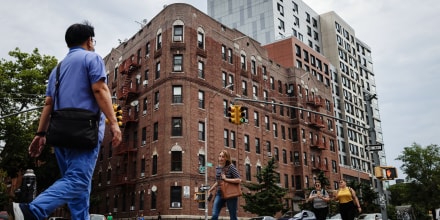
[208,0,387,197]
[92,2,343,219]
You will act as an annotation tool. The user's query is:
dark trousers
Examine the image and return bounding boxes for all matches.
[339,201,357,220]
[313,206,329,220]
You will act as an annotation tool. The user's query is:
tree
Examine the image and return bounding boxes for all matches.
[396,143,440,219]
[241,158,288,216]
[0,48,57,178]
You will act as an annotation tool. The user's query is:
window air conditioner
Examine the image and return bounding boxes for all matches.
[173,36,182,42]
[263,75,268,80]
[154,103,159,110]
[143,80,148,85]
[171,202,181,208]
[267,152,272,157]
[173,65,182,72]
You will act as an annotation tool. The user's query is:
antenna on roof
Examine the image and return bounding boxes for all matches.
[135,19,148,28]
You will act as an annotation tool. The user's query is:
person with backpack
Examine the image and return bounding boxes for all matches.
[334,179,362,220]
[307,181,330,220]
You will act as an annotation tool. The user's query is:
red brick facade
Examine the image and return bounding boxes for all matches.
[92,3,340,219]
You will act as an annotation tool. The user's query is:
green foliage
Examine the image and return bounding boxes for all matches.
[242,158,288,216]
[0,48,57,178]
[396,143,440,216]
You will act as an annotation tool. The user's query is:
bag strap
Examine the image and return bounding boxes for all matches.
[52,62,62,112]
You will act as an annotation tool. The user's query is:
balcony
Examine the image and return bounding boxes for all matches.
[114,175,136,186]
[115,143,138,155]
[312,163,329,172]
[306,96,323,107]
[308,117,325,129]
[119,55,141,75]
[310,141,326,150]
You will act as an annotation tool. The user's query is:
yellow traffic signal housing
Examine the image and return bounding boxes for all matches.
[238,106,248,124]
[113,104,123,127]
[228,105,239,124]
[374,166,383,179]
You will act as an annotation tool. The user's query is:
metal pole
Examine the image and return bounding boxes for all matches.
[365,94,388,219]
[204,117,208,220]
[204,84,233,220]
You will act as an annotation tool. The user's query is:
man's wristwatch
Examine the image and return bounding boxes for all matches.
[35,131,46,137]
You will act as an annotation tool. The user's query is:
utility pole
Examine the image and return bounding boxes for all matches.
[365,94,388,220]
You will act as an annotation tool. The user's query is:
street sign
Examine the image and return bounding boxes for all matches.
[366,144,383,151]
[200,185,211,191]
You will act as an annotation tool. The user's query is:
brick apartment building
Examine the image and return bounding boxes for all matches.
[92,3,341,219]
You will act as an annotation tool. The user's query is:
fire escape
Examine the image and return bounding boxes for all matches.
[114,55,140,193]
[305,95,329,173]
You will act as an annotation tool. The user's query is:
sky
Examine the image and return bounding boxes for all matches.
[1,0,439,181]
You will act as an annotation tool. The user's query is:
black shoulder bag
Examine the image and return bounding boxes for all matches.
[46,62,100,150]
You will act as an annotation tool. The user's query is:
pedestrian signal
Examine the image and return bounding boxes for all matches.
[385,167,397,179]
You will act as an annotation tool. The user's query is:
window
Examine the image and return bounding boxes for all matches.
[173,25,183,42]
[145,42,150,56]
[156,33,162,49]
[303,152,308,165]
[251,58,256,75]
[173,55,183,72]
[274,147,279,161]
[282,149,287,164]
[172,85,182,103]
[197,31,204,49]
[198,60,205,78]
[255,138,260,154]
[170,186,182,208]
[198,121,205,141]
[171,150,182,171]
[152,154,158,175]
[254,111,259,127]
[244,135,250,151]
[228,48,233,64]
[142,127,146,145]
[245,164,251,181]
[278,18,285,31]
[155,62,160,79]
[153,122,158,141]
[198,90,205,109]
[240,54,246,70]
[172,117,182,136]
[242,80,248,96]
[230,131,236,148]
[273,123,278,138]
[141,158,146,174]
[139,191,145,210]
[154,91,160,109]
[151,191,157,209]
[265,115,270,130]
[224,129,229,147]
[221,45,227,60]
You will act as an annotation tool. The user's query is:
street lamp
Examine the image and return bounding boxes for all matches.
[204,83,233,220]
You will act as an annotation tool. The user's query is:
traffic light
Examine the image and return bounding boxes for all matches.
[385,167,397,179]
[228,105,239,125]
[374,166,383,179]
[113,104,123,127]
[238,106,248,124]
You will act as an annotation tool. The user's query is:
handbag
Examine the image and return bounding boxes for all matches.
[45,62,100,149]
[219,180,242,199]
[219,164,242,199]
